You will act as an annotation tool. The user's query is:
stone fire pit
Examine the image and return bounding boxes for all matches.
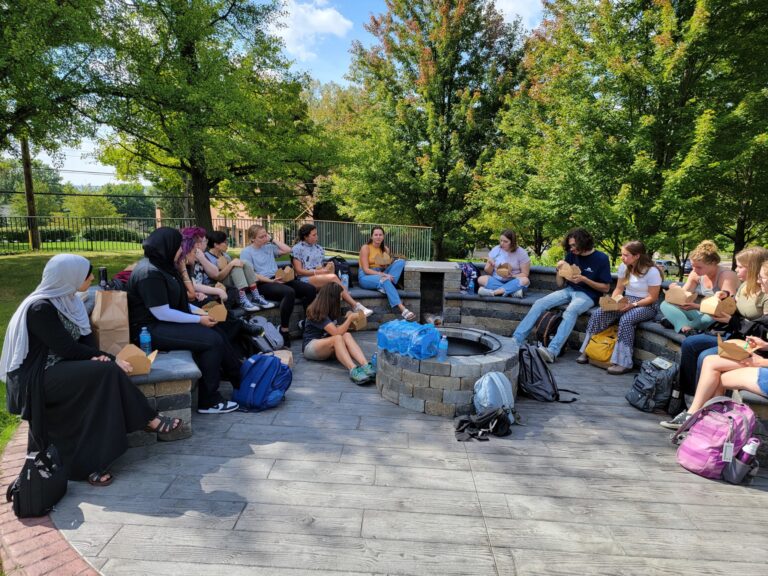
[376,326,519,417]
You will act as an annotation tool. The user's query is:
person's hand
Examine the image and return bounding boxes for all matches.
[195,292,206,301]
[619,302,635,314]
[714,290,730,300]
[746,336,768,350]
[712,313,731,324]
[486,257,495,268]
[680,302,699,311]
[570,274,584,284]
[215,288,227,302]
[556,260,568,269]
[199,315,217,327]
[90,355,110,362]
[115,358,133,374]
[324,262,335,273]
[230,258,243,267]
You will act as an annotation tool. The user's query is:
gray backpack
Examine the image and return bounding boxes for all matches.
[248,316,284,350]
[625,358,678,412]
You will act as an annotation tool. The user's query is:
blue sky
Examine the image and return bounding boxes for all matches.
[40,0,545,186]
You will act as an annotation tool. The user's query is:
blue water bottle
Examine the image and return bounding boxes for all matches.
[468,276,475,294]
[371,353,377,370]
[341,273,349,291]
[139,326,152,356]
[437,335,448,361]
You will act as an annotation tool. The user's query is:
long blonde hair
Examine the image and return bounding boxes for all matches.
[736,246,768,298]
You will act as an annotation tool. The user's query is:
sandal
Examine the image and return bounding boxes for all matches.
[88,471,114,487]
[145,415,183,434]
[401,308,416,321]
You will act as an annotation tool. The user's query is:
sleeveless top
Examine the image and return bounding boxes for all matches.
[696,269,722,297]
[367,245,388,268]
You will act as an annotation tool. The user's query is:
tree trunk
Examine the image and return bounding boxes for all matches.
[432,235,445,261]
[731,213,747,270]
[20,137,41,250]
[190,171,212,230]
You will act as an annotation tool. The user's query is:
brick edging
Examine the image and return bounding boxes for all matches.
[0,422,99,576]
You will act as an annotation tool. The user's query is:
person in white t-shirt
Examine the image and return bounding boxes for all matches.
[477,229,531,298]
[578,240,662,374]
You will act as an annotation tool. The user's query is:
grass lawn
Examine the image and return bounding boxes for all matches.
[0,251,143,454]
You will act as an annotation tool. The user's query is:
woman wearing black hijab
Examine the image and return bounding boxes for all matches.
[127,227,240,414]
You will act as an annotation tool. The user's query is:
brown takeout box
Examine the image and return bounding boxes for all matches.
[717,335,753,362]
[664,284,697,306]
[202,302,228,322]
[496,263,511,278]
[117,344,158,376]
[275,266,295,282]
[599,294,629,311]
[216,255,228,270]
[699,295,737,317]
[373,252,393,267]
[557,264,581,281]
[348,311,367,331]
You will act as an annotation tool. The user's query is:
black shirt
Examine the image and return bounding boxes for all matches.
[302,317,332,351]
[127,258,186,339]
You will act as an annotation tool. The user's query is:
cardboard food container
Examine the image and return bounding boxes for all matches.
[216,255,228,270]
[117,344,158,376]
[496,263,511,278]
[557,264,581,281]
[699,295,737,317]
[373,252,393,267]
[348,311,367,331]
[202,302,228,322]
[275,266,295,282]
[273,349,294,369]
[599,294,629,311]
[717,335,752,362]
[324,261,336,274]
[664,284,696,306]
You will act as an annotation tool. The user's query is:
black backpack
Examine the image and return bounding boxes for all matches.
[626,358,678,413]
[533,310,565,356]
[518,344,578,403]
[454,407,513,441]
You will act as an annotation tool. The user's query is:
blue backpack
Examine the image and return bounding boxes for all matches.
[233,355,292,411]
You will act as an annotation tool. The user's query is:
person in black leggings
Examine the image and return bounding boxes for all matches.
[127,227,241,414]
[239,224,316,345]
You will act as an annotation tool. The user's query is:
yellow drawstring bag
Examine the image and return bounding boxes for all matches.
[585,325,619,363]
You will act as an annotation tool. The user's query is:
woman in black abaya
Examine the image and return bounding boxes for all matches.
[0,254,180,485]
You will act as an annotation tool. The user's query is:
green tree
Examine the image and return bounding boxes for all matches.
[343,0,524,258]
[102,183,155,219]
[90,0,313,231]
[61,185,120,218]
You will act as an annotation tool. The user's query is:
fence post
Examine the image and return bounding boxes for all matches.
[87,217,94,252]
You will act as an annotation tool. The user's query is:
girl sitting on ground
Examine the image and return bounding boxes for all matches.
[659,240,739,334]
[302,283,376,385]
[291,223,372,318]
[358,226,415,321]
[477,229,531,298]
[578,241,662,375]
[0,254,181,486]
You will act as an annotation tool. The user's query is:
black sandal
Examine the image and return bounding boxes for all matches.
[88,471,114,487]
[145,415,182,434]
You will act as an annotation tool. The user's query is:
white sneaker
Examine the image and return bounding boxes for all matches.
[354,302,373,317]
[509,289,524,298]
[197,401,239,414]
[536,345,555,364]
[478,287,495,297]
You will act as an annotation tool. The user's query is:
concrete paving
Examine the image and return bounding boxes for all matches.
[6,332,768,575]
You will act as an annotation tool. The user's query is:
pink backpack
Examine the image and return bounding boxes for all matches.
[672,396,756,479]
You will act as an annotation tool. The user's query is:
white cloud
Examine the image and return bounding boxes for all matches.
[494,0,544,30]
[276,0,353,62]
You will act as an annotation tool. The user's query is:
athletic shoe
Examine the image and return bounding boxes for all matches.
[576,353,589,364]
[350,365,371,384]
[354,302,373,317]
[378,287,387,295]
[478,287,495,297]
[536,345,555,364]
[297,319,306,332]
[239,293,260,312]
[250,292,276,309]
[361,361,377,378]
[508,289,524,298]
[197,401,239,414]
[660,411,691,430]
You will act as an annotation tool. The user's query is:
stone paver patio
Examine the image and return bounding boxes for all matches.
[4,332,768,575]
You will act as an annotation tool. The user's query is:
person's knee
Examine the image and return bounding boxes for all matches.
[519,277,530,287]
[342,332,355,344]
[330,334,343,347]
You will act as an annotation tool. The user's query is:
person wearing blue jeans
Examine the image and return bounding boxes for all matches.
[358,226,416,321]
[513,228,612,363]
[477,229,531,298]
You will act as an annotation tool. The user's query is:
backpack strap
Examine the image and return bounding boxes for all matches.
[555,388,579,403]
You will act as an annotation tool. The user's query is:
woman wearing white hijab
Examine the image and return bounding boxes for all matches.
[0,254,181,486]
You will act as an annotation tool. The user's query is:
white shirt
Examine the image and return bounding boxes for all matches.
[618,263,662,298]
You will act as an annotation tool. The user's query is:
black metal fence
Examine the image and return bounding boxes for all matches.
[0,216,433,260]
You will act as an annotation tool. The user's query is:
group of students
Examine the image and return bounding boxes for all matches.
[481,227,768,429]
[0,223,413,486]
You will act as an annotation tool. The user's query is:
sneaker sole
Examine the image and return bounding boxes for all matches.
[197,405,239,414]
[536,347,554,364]
[659,422,681,430]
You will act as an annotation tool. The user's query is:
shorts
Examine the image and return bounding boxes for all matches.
[303,338,331,361]
[758,368,768,396]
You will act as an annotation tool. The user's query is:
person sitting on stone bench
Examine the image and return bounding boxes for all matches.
[477,228,531,298]
[358,225,416,321]
[0,254,182,487]
[178,229,228,307]
[513,227,612,364]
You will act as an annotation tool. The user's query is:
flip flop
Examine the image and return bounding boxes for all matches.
[145,415,183,434]
[88,471,114,487]
[401,308,416,321]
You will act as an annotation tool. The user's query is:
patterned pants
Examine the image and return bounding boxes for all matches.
[579,295,658,368]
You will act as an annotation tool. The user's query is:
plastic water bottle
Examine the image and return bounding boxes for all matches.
[371,353,377,369]
[738,438,761,464]
[341,273,349,291]
[437,335,448,361]
[468,276,475,294]
[139,327,152,356]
